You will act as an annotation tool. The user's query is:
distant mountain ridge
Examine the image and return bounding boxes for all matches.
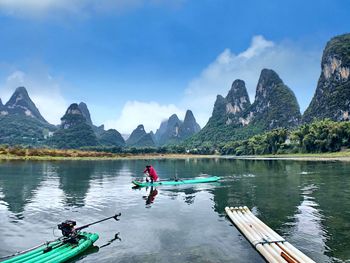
[51,103,126,148]
[188,69,301,145]
[98,129,125,147]
[61,103,87,129]
[245,69,301,129]
[155,114,182,145]
[50,103,98,148]
[0,87,128,148]
[77,102,105,136]
[179,110,201,139]
[303,33,350,122]
[207,79,251,128]
[154,110,201,145]
[0,87,55,146]
[3,86,48,123]
[78,102,93,125]
[126,124,155,147]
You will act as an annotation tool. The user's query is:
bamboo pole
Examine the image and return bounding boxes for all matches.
[227,207,281,262]
[237,208,298,262]
[226,207,284,263]
[241,208,305,263]
[225,207,316,263]
[234,209,285,262]
[242,207,315,263]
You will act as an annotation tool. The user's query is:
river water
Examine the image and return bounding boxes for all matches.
[0,159,349,262]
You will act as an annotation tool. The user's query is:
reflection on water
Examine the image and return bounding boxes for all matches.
[286,184,330,262]
[143,187,158,207]
[56,162,96,207]
[0,161,46,218]
[99,233,122,249]
[0,159,349,262]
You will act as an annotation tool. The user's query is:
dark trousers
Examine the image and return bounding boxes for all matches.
[146,177,154,183]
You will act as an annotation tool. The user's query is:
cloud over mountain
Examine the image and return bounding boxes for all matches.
[182,35,321,127]
[105,100,185,134]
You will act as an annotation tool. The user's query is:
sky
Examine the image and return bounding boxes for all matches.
[0,0,349,134]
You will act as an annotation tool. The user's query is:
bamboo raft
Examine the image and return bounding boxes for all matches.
[225,206,315,263]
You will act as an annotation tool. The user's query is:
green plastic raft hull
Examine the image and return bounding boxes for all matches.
[2,232,99,263]
[132,176,220,187]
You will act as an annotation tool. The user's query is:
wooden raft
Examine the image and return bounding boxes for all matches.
[225,206,315,263]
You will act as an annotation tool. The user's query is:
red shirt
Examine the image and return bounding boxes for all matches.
[144,166,159,181]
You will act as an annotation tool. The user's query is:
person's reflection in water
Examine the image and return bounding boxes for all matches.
[142,186,158,207]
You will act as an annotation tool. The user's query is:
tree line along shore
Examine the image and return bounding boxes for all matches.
[2,119,350,161]
[0,146,212,161]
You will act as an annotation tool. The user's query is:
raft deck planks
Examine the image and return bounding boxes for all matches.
[225,206,315,263]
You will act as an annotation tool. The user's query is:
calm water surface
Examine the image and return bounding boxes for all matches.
[0,159,350,262]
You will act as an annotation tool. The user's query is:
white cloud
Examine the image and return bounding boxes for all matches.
[0,0,184,18]
[0,35,321,135]
[0,70,68,124]
[105,100,185,134]
[238,35,274,59]
[182,35,321,127]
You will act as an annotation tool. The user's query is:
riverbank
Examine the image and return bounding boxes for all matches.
[2,147,350,161]
[0,152,214,161]
[225,151,350,161]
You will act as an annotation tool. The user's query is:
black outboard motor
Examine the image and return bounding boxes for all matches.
[57,213,121,244]
[58,220,76,237]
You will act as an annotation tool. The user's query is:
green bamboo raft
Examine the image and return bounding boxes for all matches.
[132,176,220,187]
[2,232,99,263]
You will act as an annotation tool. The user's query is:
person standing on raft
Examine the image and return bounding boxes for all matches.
[143,165,159,183]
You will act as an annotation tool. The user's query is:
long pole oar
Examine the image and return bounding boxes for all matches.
[75,213,121,231]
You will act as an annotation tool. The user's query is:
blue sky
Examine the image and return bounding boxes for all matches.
[0,0,349,133]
